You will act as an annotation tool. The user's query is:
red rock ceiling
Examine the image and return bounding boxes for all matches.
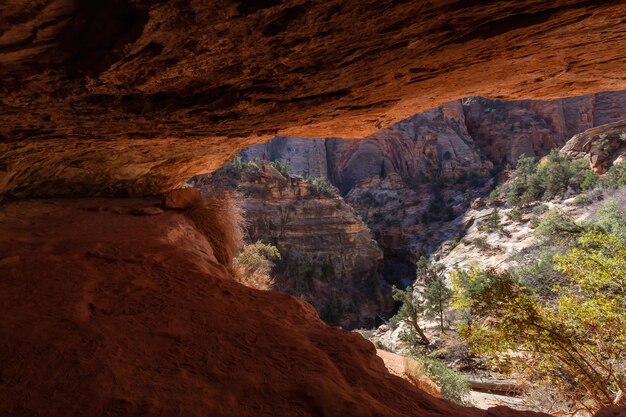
[1,0,626,194]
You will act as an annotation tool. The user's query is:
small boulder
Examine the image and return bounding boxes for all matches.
[162,187,202,210]
[471,197,486,209]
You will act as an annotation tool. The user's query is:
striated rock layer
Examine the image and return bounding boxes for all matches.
[239,92,626,275]
[2,1,626,196]
[243,91,626,194]
[191,162,388,328]
[561,119,626,173]
[0,197,548,417]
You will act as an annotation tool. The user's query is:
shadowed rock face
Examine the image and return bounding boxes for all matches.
[0,198,549,417]
[2,0,626,196]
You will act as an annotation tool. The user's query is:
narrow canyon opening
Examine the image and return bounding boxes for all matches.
[1,1,626,416]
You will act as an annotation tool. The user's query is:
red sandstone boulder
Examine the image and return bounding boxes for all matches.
[162,187,202,210]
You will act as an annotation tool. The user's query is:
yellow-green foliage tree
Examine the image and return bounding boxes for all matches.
[453,231,626,414]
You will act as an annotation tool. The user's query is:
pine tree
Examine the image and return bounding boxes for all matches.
[423,276,453,332]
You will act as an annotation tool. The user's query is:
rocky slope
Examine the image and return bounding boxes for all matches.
[2,1,626,196]
[240,92,626,280]
[191,161,389,328]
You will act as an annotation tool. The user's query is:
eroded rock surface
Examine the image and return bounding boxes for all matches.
[561,120,626,173]
[0,197,549,417]
[2,1,626,196]
[239,92,626,278]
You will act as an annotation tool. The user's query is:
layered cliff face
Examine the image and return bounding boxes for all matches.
[191,162,389,328]
[464,91,626,164]
[244,91,626,194]
[239,92,626,277]
[561,119,626,173]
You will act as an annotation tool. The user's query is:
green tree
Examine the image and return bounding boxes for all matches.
[534,209,585,246]
[392,286,430,346]
[482,208,502,232]
[415,256,441,283]
[597,199,626,243]
[423,276,453,332]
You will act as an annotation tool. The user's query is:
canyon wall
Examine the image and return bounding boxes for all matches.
[3,2,626,415]
[243,91,626,194]
[191,162,390,328]
[240,91,626,280]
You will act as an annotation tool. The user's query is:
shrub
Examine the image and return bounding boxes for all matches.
[306,176,338,197]
[511,251,564,297]
[246,157,262,168]
[232,154,243,172]
[507,207,523,222]
[402,357,442,398]
[186,191,245,267]
[503,151,599,206]
[488,186,501,203]
[573,193,591,206]
[320,291,344,325]
[232,241,280,290]
[472,236,488,250]
[276,255,316,294]
[481,208,502,232]
[597,199,626,243]
[270,160,290,177]
[534,209,584,246]
[600,162,626,189]
[412,355,471,406]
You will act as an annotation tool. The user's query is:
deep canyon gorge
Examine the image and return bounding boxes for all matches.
[2,1,626,416]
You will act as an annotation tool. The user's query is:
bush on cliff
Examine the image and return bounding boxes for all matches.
[232,241,281,290]
[411,354,471,406]
[305,176,338,198]
[503,151,598,207]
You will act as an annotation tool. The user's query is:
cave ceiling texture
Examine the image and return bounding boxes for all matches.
[2,2,626,417]
[1,0,625,195]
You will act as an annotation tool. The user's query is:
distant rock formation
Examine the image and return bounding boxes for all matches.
[238,92,626,279]
[191,162,389,328]
[561,119,626,173]
[243,91,626,194]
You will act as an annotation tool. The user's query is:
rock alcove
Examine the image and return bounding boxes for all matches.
[1,1,626,416]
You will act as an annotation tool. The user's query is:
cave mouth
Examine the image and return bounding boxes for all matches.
[2,1,626,415]
[181,90,626,412]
